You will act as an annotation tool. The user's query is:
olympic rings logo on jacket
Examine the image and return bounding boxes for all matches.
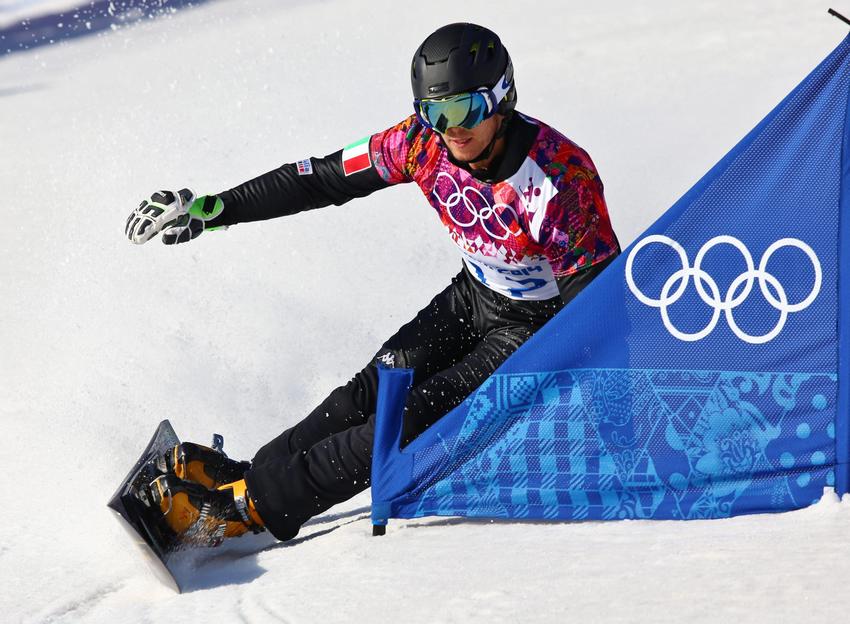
[432,172,521,241]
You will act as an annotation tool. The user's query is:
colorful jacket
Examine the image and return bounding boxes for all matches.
[213,112,619,301]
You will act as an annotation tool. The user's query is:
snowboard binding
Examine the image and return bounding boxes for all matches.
[107,420,261,592]
[147,472,264,548]
[166,439,251,490]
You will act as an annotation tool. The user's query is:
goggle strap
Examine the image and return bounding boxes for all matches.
[488,70,511,111]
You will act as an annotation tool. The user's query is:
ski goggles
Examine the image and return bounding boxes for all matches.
[413,71,512,133]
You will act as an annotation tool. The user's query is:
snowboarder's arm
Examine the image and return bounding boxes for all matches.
[205,150,391,228]
[125,117,425,245]
[537,164,620,301]
[205,115,426,229]
[555,251,618,306]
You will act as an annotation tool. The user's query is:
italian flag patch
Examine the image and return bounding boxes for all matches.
[341,136,372,176]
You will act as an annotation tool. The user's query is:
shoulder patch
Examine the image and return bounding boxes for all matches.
[341,137,372,176]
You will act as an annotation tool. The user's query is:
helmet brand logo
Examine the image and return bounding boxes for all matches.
[428,82,450,95]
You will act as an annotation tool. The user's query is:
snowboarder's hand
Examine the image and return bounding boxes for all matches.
[125,189,224,245]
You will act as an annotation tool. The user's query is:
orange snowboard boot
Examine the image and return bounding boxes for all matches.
[150,475,264,548]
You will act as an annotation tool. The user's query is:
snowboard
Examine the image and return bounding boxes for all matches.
[107,419,184,592]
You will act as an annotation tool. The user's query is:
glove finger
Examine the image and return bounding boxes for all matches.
[161,226,184,245]
[162,227,191,245]
[125,200,146,237]
[149,190,176,205]
[129,212,163,245]
[188,219,204,239]
[135,215,157,240]
[126,215,139,240]
[161,219,203,245]
[177,188,195,207]
[129,200,184,244]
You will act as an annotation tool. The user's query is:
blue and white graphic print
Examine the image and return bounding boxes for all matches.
[371,34,850,526]
[410,370,835,521]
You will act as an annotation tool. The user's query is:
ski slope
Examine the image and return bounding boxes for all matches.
[2,1,849,621]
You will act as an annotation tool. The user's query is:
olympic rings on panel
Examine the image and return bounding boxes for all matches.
[625,235,821,344]
[432,172,519,240]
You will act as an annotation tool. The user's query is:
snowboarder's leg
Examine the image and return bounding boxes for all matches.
[251,272,482,467]
[245,322,541,541]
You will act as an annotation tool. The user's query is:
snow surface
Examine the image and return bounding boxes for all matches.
[2,0,850,621]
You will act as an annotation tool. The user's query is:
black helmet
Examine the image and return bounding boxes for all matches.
[411,23,516,115]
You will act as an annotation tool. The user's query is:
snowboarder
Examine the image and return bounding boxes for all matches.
[124,22,620,546]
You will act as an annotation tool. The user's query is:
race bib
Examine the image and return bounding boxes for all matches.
[462,252,559,301]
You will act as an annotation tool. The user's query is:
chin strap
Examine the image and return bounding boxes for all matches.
[464,113,512,164]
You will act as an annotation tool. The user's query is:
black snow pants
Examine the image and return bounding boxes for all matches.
[245,260,609,540]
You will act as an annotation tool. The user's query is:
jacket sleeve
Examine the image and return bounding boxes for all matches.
[206,151,388,228]
[555,250,618,306]
[205,116,424,229]
[536,160,620,278]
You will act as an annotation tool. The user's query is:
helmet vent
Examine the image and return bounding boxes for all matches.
[421,23,466,63]
[468,41,480,66]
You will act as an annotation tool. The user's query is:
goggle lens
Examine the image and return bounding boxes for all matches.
[418,92,489,132]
